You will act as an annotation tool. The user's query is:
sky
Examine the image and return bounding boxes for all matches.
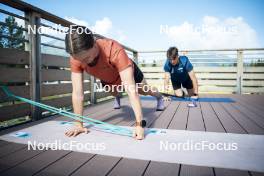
[1,0,264,51]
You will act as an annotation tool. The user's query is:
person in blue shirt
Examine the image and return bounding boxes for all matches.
[163,47,198,99]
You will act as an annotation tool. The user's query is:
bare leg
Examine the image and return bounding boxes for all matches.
[174,88,184,97]
[102,84,123,109]
[137,79,164,111]
[137,79,162,98]
[187,88,194,97]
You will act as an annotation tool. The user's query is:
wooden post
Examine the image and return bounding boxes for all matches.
[90,76,97,104]
[25,11,42,120]
[133,51,138,64]
[237,50,243,94]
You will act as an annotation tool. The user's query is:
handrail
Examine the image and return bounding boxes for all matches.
[0,8,28,21]
[138,48,264,53]
[1,0,73,27]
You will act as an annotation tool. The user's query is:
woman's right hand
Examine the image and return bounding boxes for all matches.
[65,126,89,137]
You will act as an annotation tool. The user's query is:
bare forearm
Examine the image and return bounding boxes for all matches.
[72,94,84,127]
[127,87,143,122]
[164,73,170,93]
[164,79,169,93]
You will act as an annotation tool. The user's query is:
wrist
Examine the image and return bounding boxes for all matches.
[135,115,143,123]
[75,121,83,128]
[135,120,146,128]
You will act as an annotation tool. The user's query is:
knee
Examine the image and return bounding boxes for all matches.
[174,90,183,97]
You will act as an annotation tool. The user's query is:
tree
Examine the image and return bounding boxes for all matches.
[0,16,25,50]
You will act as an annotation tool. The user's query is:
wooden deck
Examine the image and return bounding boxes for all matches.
[0,94,264,176]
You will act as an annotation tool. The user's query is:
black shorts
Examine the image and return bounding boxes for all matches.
[171,76,193,90]
[133,61,144,84]
[101,61,144,86]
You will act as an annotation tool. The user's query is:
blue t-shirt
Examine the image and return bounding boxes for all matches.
[163,56,193,83]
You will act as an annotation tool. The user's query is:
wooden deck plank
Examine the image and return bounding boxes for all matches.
[168,102,189,130]
[214,168,250,176]
[230,101,264,128]
[107,100,174,176]
[204,94,250,176]
[227,94,264,117]
[83,98,116,115]
[180,164,214,176]
[92,98,164,176]
[34,153,95,176]
[68,110,130,176]
[200,98,226,132]
[210,100,247,134]
[149,101,180,128]
[118,99,158,126]
[0,140,10,148]
[71,154,121,176]
[238,94,264,107]
[230,95,264,119]
[144,100,181,176]
[251,171,264,176]
[0,147,45,173]
[0,143,26,158]
[1,150,70,176]
[0,97,130,176]
[107,158,150,176]
[180,95,214,176]
[33,98,133,176]
[62,97,129,123]
[48,97,156,176]
[0,94,263,175]
[144,161,180,176]
[186,101,205,131]
[221,102,264,134]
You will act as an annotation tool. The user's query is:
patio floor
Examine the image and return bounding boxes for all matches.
[0,94,264,176]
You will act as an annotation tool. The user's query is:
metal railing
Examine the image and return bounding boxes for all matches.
[0,0,138,124]
[138,49,264,94]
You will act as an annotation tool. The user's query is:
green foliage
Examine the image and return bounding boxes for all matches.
[141,59,146,67]
[152,60,157,67]
[0,16,25,50]
[249,59,264,66]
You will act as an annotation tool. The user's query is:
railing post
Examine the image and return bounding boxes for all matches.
[236,50,243,94]
[25,11,42,120]
[90,76,97,104]
[133,51,138,64]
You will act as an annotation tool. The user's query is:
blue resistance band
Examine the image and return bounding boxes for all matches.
[1,86,133,137]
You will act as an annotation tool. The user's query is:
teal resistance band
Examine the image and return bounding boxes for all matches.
[1,86,133,137]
